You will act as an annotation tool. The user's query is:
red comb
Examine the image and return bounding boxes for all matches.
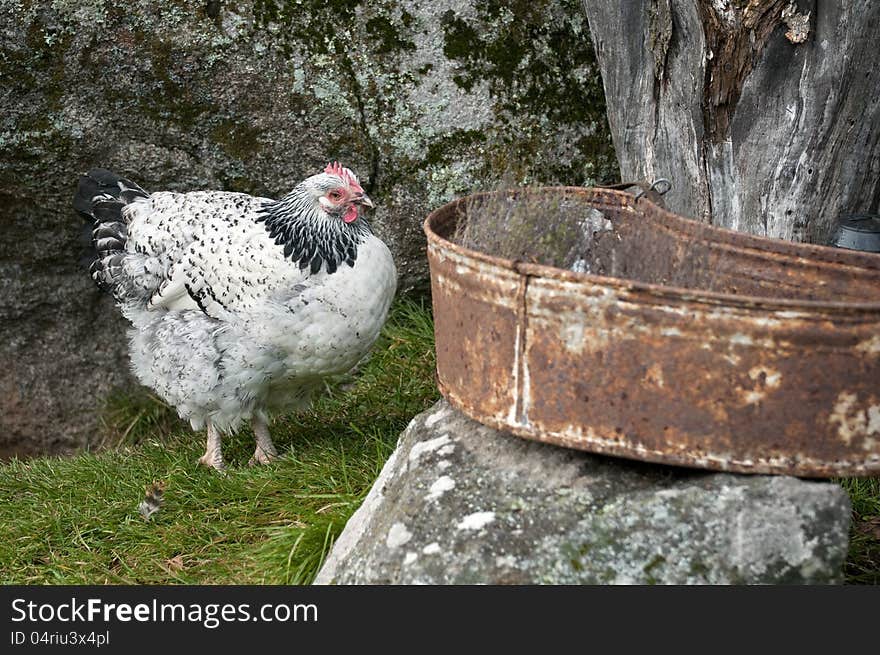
[324,161,364,193]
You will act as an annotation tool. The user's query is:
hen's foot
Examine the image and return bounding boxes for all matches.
[248,443,278,467]
[250,416,279,466]
[199,422,225,471]
[198,450,226,471]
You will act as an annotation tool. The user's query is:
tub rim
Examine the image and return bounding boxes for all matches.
[423,186,880,315]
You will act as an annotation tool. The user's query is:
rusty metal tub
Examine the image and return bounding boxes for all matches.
[424,187,880,477]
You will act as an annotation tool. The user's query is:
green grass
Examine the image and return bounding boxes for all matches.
[0,298,877,584]
[838,478,880,585]
[0,299,439,584]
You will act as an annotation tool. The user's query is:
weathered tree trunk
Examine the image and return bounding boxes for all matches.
[581,0,880,243]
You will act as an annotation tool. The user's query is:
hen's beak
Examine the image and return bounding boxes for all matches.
[355,193,374,209]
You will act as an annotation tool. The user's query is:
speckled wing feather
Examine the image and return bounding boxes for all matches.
[123,191,311,319]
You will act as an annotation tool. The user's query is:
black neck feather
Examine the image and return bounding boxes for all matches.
[255,193,372,275]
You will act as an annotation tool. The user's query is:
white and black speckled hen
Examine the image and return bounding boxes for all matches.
[74,163,397,470]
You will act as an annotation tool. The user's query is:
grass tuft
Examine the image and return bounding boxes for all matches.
[837,477,880,585]
[98,392,186,449]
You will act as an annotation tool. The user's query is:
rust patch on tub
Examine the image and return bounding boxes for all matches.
[738,366,783,406]
[425,188,880,477]
[828,392,880,448]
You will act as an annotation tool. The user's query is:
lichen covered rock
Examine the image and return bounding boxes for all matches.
[0,0,613,455]
[315,400,851,584]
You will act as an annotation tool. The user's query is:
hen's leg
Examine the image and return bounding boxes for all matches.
[249,416,278,466]
[198,420,225,471]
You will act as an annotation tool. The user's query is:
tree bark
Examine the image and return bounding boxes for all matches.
[581,0,880,244]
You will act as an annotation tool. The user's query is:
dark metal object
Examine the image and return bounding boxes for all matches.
[425,187,880,478]
[830,214,880,253]
[633,178,672,202]
[598,179,672,207]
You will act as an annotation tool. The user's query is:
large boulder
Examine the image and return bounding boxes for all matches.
[315,400,851,584]
[0,0,614,456]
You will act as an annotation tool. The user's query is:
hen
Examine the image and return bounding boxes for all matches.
[75,163,397,470]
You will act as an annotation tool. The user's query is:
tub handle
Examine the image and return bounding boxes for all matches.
[597,178,673,206]
[633,178,673,202]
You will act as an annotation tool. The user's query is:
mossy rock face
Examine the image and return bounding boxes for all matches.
[0,0,613,455]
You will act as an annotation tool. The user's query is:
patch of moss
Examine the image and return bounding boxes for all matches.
[253,1,417,60]
[254,0,354,56]
[210,119,263,160]
[561,541,593,572]
[0,14,72,108]
[137,37,213,129]
[250,1,423,195]
[221,176,264,196]
[439,0,617,184]
[440,11,480,61]
[0,12,78,188]
[366,15,417,54]
[689,559,710,579]
[424,129,487,167]
[642,553,666,584]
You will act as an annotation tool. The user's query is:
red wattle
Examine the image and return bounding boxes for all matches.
[343,205,359,223]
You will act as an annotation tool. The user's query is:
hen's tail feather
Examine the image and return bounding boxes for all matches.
[74,169,149,296]
[73,168,148,217]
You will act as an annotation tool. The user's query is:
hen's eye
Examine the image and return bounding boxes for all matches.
[328,190,342,201]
